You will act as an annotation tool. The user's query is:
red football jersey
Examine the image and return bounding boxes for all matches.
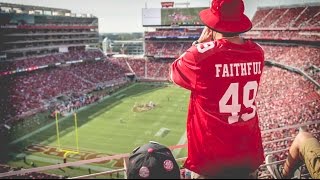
[170,39,265,176]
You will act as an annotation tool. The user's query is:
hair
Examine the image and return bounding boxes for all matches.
[208,26,241,38]
[221,32,241,37]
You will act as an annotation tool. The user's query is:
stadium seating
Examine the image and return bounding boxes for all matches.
[0,165,62,179]
[244,30,320,41]
[1,43,319,130]
[244,5,320,42]
[258,66,320,160]
[1,3,319,178]
[144,27,201,58]
[252,5,320,29]
[0,58,128,126]
[145,41,191,58]
[292,6,320,28]
[145,29,201,38]
[126,58,147,77]
[110,57,173,80]
[262,45,320,68]
[0,50,105,73]
[114,7,320,177]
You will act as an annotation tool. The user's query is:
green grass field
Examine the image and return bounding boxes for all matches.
[7,82,190,177]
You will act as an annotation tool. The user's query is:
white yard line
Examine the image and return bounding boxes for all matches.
[172,131,187,157]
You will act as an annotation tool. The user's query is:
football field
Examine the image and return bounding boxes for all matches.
[8,82,189,175]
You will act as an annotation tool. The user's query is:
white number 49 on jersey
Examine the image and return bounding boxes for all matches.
[219,81,258,124]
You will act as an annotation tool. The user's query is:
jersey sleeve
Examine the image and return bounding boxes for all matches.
[170,48,199,91]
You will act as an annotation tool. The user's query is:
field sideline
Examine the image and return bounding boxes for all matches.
[9,83,190,170]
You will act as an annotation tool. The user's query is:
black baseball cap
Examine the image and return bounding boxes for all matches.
[126,141,180,179]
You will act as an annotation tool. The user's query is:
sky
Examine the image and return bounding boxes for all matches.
[0,0,318,33]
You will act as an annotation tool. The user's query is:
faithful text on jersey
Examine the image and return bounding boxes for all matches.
[215,62,262,78]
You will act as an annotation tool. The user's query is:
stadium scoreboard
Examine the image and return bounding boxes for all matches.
[142,7,206,27]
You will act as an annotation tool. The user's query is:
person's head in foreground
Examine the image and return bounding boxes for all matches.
[126,141,180,179]
[196,0,252,43]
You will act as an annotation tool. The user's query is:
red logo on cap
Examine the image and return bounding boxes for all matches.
[163,160,174,171]
[139,166,150,178]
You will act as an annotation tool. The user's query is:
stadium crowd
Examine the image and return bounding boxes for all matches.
[306,66,320,83]
[110,57,172,80]
[0,58,128,129]
[0,165,62,179]
[0,50,105,73]
[251,5,319,29]
[257,66,319,159]
[1,45,319,179]
[243,5,320,41]
[262,45,320,68]
[244,30,320,41]
[49,93,101,117]
[135,57,318,179]
[0,3,319,178]
[93,5,320,177]
[144,5,320,59]
[145,28,201,37]
[1,43,318,130]
[145,41,190,58]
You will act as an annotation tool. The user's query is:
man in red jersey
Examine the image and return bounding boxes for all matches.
[170,0,265,178]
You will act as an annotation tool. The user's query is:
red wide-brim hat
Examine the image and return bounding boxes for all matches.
[199,0,252,34]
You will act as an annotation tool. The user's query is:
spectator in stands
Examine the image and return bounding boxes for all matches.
[0,164,61,179]
[126,141,180,179]
[170,0,265,178]
[266,127,320,179]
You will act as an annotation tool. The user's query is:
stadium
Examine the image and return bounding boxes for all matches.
[0,0,319,179]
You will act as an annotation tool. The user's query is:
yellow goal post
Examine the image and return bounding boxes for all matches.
[55,112,80,160]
